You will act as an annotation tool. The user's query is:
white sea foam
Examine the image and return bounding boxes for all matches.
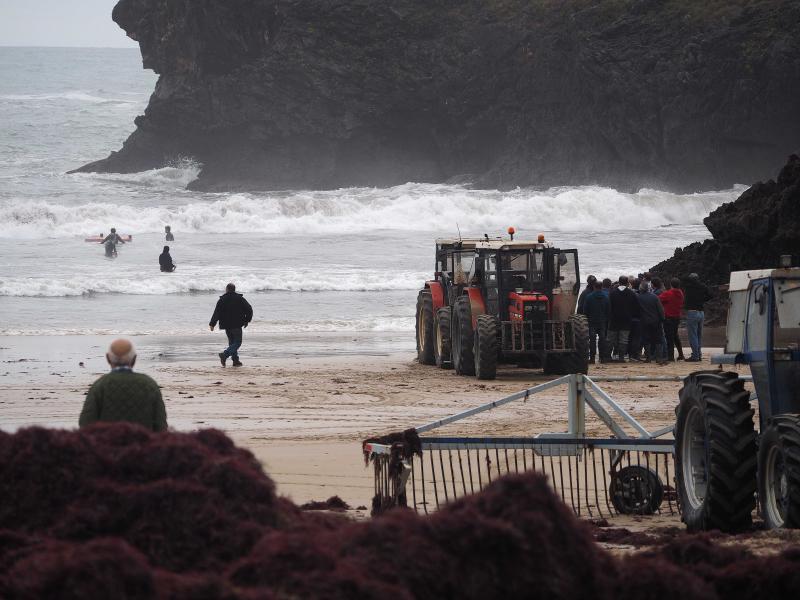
[0,269,428,297]
[0,317,413,336]
[0,182,744,239]
[0,91,140,105]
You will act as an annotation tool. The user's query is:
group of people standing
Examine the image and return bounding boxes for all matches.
[578,272,712,364]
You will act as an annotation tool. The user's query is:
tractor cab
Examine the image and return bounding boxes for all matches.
[714,264,800,423]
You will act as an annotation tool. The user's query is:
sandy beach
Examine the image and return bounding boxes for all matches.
[0,332,738,505]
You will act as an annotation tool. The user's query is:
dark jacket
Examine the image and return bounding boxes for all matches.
[584,290,610,325]
[79,370,167,432]
[577,285,593,315]
[210,292,253,330]
[683,278,712,311]
[637,290,665,325]
[609,286,640,330]
[159,249,175,272]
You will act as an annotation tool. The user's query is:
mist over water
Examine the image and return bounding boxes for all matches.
[0,47,742,348]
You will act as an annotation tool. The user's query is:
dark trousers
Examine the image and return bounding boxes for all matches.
[640,322,663,360]
[223,327,243,360]
[628,318,641,359]
[588,321,609,361]
[664,317,684,360]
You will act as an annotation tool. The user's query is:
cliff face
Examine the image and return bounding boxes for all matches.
[76,0,800,192]
[651,154,800,323]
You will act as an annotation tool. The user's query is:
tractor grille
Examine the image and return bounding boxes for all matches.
[501,320,574,354]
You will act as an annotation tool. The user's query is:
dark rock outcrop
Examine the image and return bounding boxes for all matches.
[651,154,800,322]
[74,0,800,192]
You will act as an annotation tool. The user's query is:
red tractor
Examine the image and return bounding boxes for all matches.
[416,231,589,379]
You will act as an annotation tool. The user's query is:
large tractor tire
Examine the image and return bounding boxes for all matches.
[543,315,589,375]
[758,414,800,529]
[452,296,475,376]
[434,307,452,369]
[415,290,435,365]
[474,315,498,380]
[674,371,757,532]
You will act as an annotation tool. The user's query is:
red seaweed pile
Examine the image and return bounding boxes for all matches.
[2,424,800,599]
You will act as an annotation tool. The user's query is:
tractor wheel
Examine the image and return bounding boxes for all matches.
[542,354,562,376]
[415,290,435,365]
[674,371,756,532]
[452,296,475,376]
[610,466,664,515]
[434,307,452,369]
[474,315,498,380]
[758,414,800,529]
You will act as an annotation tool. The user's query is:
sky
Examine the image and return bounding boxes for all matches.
[0,0,136,47]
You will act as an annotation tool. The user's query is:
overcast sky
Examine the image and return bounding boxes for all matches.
[1,0,136,47]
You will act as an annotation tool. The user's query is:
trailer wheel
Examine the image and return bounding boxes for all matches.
[610,466,663,515]
[758,414,800,529]
[434,307,452,369]
[416,290,435,365]
[474,315,498,380]
[452,296,475,376]
[674,371,756,532]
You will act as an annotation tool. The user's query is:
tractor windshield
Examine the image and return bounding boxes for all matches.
[553,250,579,291]
[776,279,800,333]
[498,250,544,289]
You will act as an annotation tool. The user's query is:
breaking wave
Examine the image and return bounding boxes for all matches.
[0,269,428,297]
[0,182,744,239]
[0,91,141,105]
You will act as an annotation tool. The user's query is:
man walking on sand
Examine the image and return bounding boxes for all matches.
[79,339,167,431]
[210,282,253,367]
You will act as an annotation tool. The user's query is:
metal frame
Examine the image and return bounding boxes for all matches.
[364,373,752,517]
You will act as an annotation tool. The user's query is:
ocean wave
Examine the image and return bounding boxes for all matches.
[0,270,428,297]
[0,317,413,336]
[0,181,743,239]
[0,91,141,105]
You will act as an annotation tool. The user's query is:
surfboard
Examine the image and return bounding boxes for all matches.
[84,235,133,243]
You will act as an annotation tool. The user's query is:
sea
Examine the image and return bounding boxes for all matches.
[0,47,744,364]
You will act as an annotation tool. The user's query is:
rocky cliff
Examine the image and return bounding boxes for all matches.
[651,154,800,322]
[75,0,800,192]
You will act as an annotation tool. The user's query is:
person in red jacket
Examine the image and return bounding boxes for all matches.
[659,278,686,361]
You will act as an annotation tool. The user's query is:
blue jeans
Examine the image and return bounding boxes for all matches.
[686,310,704,360]
[224,327,243,360]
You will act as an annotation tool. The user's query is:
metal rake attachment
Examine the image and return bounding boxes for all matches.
[364,374,683,518]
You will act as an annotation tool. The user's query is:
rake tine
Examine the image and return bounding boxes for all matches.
[583,446,592,518]
[665,453,674,515]
[601,448,615,515]
[495,447,502,479]
[447,448,457,499]
[504,448,511,474]
[457,448,468,496]
[467,448,476,494]
[430,449,440,509]
[567,452,577,515]
[420,449,428,514]
[644,452,656,515]
[485,449,492,484]
[411,455,418,513]
[548,454,557,498]
[558,455,567,505]
[591,447,604,519]
[439,449,449,503]
[521,443,528,471]
[476,449,484,490]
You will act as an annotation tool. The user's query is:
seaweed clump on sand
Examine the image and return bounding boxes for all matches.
[3,424,800,599]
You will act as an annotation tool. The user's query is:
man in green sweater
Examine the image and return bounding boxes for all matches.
[79,339,168,432]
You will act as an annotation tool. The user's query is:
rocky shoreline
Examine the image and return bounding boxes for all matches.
[74,0,800,192]
[651,154,800,324]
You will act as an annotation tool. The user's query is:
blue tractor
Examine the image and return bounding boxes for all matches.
[674,259,800,531]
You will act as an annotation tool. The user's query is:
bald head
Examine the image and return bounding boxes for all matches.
[106,338,136,368]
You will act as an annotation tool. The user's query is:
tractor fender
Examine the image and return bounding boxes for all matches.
[425,281,445,312]
[466,287,486,329]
